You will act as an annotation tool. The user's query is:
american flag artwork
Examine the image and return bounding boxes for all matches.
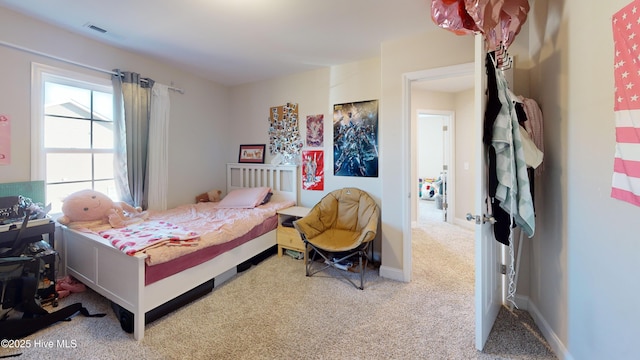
[612,0,640,207]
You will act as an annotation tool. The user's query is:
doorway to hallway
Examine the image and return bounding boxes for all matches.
[415,111,452,225]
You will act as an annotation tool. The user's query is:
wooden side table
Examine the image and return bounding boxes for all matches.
[276,206,310,262]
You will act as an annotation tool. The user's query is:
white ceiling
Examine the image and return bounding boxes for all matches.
[0,0,441,86]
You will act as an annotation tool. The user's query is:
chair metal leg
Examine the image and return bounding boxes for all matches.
[304,241,372,290]
[359,250,365,290]
[305,242,310,277]
[305,242,331,277]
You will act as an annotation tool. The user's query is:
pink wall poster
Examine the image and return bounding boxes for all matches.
[305,114,324,147]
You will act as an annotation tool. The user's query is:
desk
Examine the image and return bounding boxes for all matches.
[0,220,58,306]
[0,220,55,249]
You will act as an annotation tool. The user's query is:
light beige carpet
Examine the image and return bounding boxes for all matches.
[0,200,556,359]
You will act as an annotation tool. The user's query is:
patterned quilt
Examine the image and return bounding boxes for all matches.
[99,221,200,256]
[95,198,295,266]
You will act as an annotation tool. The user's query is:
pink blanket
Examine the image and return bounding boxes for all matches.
[99,221,200,256]
[141,199,294,265]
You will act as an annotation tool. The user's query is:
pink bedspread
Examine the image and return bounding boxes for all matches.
[142,199,295,266]
[99,221,200,256]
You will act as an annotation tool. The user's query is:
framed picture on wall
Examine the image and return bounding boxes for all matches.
[333,99,378,177]
[238,144,266,163]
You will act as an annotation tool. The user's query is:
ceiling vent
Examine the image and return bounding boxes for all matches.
[83,23,107,34]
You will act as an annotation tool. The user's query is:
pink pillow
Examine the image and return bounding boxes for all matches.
[216,187,272,208]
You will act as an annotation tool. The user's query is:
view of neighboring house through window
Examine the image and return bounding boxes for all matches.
[42,76,116,213]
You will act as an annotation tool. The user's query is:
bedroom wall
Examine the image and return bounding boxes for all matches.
[453,88,476,225]
[410,89,453,226]
[328,58,382,203]
[410,87,476,225]
[417,115,444,181]
[229,57,382,209]
[228,67,329,207]
[379,30,476,277]
[0,7,230,209]
[528,0,640,358]
[229,58,383,259]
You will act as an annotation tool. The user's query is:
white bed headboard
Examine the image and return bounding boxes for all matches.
[226,163,298,204]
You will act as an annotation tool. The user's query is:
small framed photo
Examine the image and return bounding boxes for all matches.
[238,144,266,163]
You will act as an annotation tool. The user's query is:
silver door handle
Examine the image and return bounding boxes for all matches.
[466,213,496,225]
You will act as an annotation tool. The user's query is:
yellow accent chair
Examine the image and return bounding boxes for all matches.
[293,188,379,289]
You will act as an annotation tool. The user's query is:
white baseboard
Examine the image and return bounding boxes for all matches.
[379,265,407,282]
[413,218,473,230]
[520,297,573,360]
[453,217,475,230]
[512,294,529,310]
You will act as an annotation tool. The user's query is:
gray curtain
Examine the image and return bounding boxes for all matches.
[112,70,154,209]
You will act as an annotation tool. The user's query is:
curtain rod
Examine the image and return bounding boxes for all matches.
[0,39,185,94]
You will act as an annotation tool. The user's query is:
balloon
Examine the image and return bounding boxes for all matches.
[463,0,529,50]
[432,0,529,47]
[464,0,504,35]
[431,0,480,36]
[501,0,529,47]
[484,10,511,52]
[489,0,529,50]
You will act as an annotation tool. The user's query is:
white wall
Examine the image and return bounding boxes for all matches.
[411,90,455,222]
[414,89,476,226]
[229,57,383,257]
[410,87,476,226]
[327,58,382,203]
[417,115,445,181]
[529,1,640,359]
[380,30,475,275]
[229,57,382,208]
[0,8,230,209]
[228,67,330,207]
[453,89,476,223]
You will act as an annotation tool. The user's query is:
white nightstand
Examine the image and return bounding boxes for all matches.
[276,206,310,261]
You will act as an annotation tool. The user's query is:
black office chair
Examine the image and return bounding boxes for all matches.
[0,213,105,339]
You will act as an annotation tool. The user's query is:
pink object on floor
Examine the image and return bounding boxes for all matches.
[55,276,86,298]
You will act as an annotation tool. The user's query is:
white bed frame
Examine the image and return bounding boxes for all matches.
[63,163,298,340]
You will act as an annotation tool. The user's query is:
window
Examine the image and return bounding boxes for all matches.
[32,64,116,214]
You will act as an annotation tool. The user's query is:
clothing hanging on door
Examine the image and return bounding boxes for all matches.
[518,96,545,176]
[484,52,536,240]
[484,52,512,246]
[483,51,544,309]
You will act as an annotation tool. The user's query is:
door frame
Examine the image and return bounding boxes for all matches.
[403,56,503,351]
[414,109,455,226]
[402,62,474,282]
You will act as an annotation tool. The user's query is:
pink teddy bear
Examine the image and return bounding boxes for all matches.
[57,189,148,231]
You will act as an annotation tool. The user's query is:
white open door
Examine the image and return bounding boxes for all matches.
[473,34,502,351]
[441,117,450,222]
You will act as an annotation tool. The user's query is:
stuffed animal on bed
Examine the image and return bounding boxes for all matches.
[195,189,222,203]
[57,189,148,231]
